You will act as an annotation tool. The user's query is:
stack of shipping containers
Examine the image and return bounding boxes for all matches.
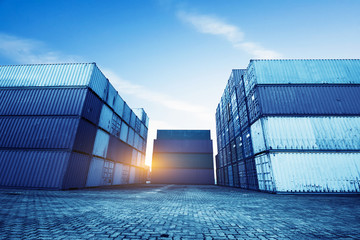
[216,59,360,193]
[152,130,214,184]
[0,63,149,189]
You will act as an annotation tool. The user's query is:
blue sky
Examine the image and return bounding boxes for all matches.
[1,0,360,166]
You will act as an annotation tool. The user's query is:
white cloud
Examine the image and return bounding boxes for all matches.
[102,68,209,114]
[177,11,282,59]
[0,33,81,64]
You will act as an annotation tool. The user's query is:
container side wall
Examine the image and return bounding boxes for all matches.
[269,152,360,193]
[0,150,70,189]
[85,157,105,187]
[0,116,79,149]
[0,88,86,116]
[62,152,91,189]
[92,129,110,158]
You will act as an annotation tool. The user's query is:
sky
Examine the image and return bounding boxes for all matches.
[0,0,360,166]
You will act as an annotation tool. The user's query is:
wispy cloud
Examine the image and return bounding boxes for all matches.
[102,68,209,115]
[0,33,81,64]
[177,11,282,59]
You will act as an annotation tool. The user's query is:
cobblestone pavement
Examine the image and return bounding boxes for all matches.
[0,185,359,239]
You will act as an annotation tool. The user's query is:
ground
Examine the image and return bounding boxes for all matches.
[0,184,359,239]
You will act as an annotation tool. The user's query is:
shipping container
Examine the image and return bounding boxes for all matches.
[228,165,234,187]
[98,104,113,133]
[0,116,78,149]
[129,167,136,184]
[85,157,105,187]
[255,152,360,193]
[247,85,360,124]
[153,139,213,153]
[111,113,122,138]
[107,135,132,164]
[119,122,129,142]
[102,160,114,185]
[114,95,124,118]
[244,59,360,96]
[0,63,109,101]
[81,89,103,125]
[152,153,214,169]
[0,150,70,189]
[242,128,253,158]
[73,119,97,154]
[250,116,360,154]
[92,129,110,158]
[113,163,130,184]
[0,88,86,116]
[122,103,131,124]
[157,130,211,140]
[105,83,118,110]
[151,168,214,184]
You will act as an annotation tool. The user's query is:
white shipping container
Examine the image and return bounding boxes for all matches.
[92,129,110,158]
[129,167,136,184]
[251,116,360,154]
[136,151,142,166]
[120,123,129,142]
[112,163,124,185]
[131,149,137,165]
[86,157,105,187]
[98,105,113,132]
[255,152,360,193]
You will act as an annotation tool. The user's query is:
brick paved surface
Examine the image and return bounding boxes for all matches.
[0,184,359,239]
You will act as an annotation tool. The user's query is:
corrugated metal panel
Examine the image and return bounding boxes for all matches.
[152,153,213,169]
[0,150,70,189]
[122,103,131,124]
[106,135,132,164]
[153,139,213,153]
[98,104,113,133]
[157,130,211,140]
[260,152,360,193]
[232,163,240,187]
[119,122,129,142]
[228,165,234,187]
[136,151,141,166]
[0,63,93,87]
[0,116,79,149]
[255,154,275,192]
[81,89,103,125]
[251,116,360,154]
[151,168,214,184]
[130,112,136,129]
[134,133,141,151]
[140,124,146,138]
[73,119,97,154]
[105,83,118,110]
[102,160,114,185]
[238,161,247,188]
[129,166,136,184]
[131,149,137,165]
[114,95,124,118]
[245,59,360,96]
[88,64,108,100]
[135,117,141,134]
[62,152,91,189]
[239,102,249,131]
[242,128,253,158]
[110,113,122,138]
[127,128,135,146]
[85,157,105,187]
[247,85,360,124]
[113,163,132,185]
[92,129,110,158]
[245,158,259,190]
[0,88,86,116]
[235,135,244,161]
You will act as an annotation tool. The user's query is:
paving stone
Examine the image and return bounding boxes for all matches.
[0,185,359,239]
